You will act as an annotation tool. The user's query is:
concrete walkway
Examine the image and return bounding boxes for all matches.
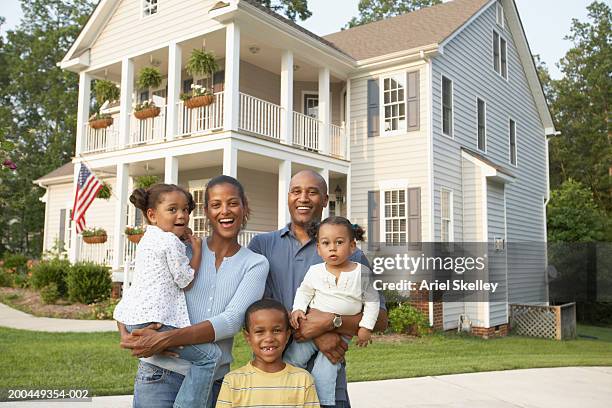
[2,367,611,407]
[0,303,116,332]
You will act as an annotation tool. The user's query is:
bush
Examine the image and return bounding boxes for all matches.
[2,253,28,270]
[40,283,60,304]
[90,298,119,320]
[388,303,430,336]
[30,259,71,297]
[66,262,112,304]
[0,269,12,287]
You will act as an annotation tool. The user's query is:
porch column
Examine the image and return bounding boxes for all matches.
[319,168,330,219]
[164,156,179,184]
[280,50,293,145]
[166,41,182,141]
[119,58,134,147]
[224,22,240,132]
[75,72,92,156]
[278,160,292,228]
[68,162,82,263]
[346,170,352,220]
[223,141,237,178]
[318,67,330,155]
[112,163,129,272]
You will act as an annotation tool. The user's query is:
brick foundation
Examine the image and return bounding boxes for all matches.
[470,324,509,338]
[408,285,445,330]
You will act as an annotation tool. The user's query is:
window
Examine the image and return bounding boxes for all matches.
[496,1,505,28]
[509,119,517,165]
[493,30,508,79]
[441,189,453,243]
[500,37,507,79]
[143,0,158,17]
[477,98,486,151]
[442,76,453,137]
[191,189,206,237]
[382,74,406,134]
[383,190,407,245]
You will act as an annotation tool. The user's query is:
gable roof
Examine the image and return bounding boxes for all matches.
[323,0,489,61]
[34,162,74,185]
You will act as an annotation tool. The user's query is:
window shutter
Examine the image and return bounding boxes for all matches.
[368,190,380,250]
[406,71,419,131]
[59,209,66,247]
[213,70,225,93]
[367,79,380,138]
[183,78,193,94]
[407,187,421,249]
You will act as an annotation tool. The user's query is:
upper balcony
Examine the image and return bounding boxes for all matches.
[76,23,350,160]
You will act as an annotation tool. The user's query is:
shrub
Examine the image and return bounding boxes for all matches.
[388,303,430,336]
[90,298,119,320]
[66,262,112,304]
[2,253,28,271]
[40,283,60,304]
[0,269,12,287]
[30,259,71,297]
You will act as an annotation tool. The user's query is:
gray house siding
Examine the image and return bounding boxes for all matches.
[487,180,508,326]
[431,2,548,318]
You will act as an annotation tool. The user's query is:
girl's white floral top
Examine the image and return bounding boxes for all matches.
[113,225,194,328]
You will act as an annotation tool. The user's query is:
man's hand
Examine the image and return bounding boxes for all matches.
[119,323,177,358]
[294,308,334,341]
[313,332,348,364]
[356,327,372,347]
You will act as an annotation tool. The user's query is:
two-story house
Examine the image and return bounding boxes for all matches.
[35,0,556,335]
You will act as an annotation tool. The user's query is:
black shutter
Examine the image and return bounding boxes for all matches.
[213,70,225,93]
[406,71,419,131]
[367,79,380,138]
[368,190,380,251]
[58,209,66,248]
[407,187,421,249]
[183,78,193,94]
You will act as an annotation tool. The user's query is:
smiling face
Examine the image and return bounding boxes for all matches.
[205,182,246,240]
[316,223,356,269]
[146,191,191,237]
[288,171,328,228]
[244,309,290,372]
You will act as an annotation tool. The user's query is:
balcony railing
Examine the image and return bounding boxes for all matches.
[238,93,282,140]
[129,105,167,146]
[177,92,224,136]
[330,122,346,158]
[293,111,319,151]
[77,235,114,266]
[83,114,120,154]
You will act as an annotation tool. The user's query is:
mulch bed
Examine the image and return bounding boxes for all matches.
[0,287,94,319]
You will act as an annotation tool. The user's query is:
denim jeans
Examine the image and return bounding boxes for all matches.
[284,338,350,406]
[127,323,221,408]
[133,361,224,408]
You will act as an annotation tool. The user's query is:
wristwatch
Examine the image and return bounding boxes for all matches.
[332,314,342,329]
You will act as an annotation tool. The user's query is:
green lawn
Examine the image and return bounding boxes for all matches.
[1,325,611,396]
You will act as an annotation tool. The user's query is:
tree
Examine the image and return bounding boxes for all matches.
[548,1,611,213]
[346,0,442,28]
[255,0,311,21]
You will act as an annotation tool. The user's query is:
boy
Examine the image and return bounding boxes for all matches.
[215,299,320,408]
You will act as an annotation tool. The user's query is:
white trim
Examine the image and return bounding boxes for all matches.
[476,97,487,153]
[427,60,434,242]
[141,0,159,19]
[439,0,496,48]
[508,117,518,167]
[492,29,509,81]
[440,74,454,138]
[378,179,410,246]
[496,1,505,29]
[440,187,454,243]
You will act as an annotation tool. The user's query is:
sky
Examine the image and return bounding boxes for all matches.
[0,0,594,79]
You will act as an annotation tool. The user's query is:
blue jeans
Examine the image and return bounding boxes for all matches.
[284,338,350,406]
[127,323,221,408]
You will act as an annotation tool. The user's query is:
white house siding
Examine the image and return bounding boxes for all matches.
[89,0,223,67]
[241,61,281,106]
[349,62,431,241]
[487,179,508,326]
[431,3,548,308]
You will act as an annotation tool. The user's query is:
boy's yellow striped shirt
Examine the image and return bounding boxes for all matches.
[215,362,320,408]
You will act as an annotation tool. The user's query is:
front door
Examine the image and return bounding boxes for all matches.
[303,93,319,119]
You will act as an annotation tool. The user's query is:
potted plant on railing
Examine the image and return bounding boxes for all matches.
[125,226,145,244]
[133,99,160,120]
[89,80,120,129]
[81,227,107,244]
[181,84,214,109]
[96,181,112,200]
[134,175,160,189]
[183,49,219,108]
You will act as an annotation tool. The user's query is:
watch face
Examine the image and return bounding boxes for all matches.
[333,316,342,327]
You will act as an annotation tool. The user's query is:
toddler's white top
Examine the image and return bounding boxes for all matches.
[113,225,194,328]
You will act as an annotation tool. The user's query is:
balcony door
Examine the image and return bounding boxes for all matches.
[303,93,319,119]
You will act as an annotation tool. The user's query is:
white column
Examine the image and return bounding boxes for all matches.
[164,156,179,184]
[346,171,352,220]
[112,163,129,272]
[346,79,351,161]
[75,72,92,156]
[280,50,294,145]
[319,168,330,219]
[278,160,292,228]
[224,22,240,131]
[119,58,134,147]
[318,67,330,155]
[223,141,237,178]
[166,41,182,141]
[68,162,82,263]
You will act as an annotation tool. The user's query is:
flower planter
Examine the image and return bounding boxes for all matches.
[185,95,214,109]
[127,234,144,244]
[134,106,161,120]
[89,117,114,129]
[83,235,107,244]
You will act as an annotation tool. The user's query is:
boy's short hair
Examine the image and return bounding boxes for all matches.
[244,298,290,332]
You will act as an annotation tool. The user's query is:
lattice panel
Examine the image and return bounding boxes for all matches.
[510,304,558,339]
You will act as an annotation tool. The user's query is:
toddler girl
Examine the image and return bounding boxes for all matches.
[113,183,221,408]
[284,216,379,406]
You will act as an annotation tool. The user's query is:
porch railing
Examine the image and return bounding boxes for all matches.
[239,93,282,140]
[293,111,319,151]
[330,122,346,158]
[177,92,224,136]
[78,235,114,266]
[83,113,120,154]
[238,230,265,247]
[129,105,167,145]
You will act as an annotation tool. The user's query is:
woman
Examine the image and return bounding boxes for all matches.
[119,175,269,408]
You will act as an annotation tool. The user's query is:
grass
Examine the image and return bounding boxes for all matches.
[1,325,611,396]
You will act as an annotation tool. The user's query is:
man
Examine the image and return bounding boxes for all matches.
[249,169,388,408]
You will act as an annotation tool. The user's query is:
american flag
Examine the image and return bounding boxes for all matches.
[72,164,103,234]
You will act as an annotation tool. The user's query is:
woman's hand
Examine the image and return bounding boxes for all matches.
[290,310,306,330]
[119,323,177,358]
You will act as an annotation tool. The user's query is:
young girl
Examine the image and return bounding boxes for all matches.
[284,216,380,407]
[113,183,221,408]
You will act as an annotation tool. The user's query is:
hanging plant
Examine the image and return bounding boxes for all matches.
[94,80,120,104]
[137,67,162,89]
[186,49,219,79]
[81,227,108,244]
[97,181,112,200]
[134,175,160,189]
